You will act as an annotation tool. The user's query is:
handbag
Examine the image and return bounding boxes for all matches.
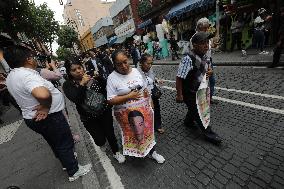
[151,84,162,99]
[81,80,108,118]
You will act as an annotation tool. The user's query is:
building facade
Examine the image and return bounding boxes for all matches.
[110,0,138,44]
[63,0,114,39]
[80,29,95,51]
[91,17,114,48]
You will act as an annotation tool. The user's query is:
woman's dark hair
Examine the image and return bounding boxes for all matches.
[111,49,128,64]
[128,110,144,124]
[139,53,152,65]
[4,45,34,68]
[64,57,83,80]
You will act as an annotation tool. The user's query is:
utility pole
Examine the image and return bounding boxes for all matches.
[216,0,220,40]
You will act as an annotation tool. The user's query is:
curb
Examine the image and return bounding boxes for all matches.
[65,98,112,189]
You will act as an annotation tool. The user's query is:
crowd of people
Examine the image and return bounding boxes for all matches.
[0,11,282,183]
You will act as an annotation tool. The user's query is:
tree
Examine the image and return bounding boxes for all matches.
[56,46,74,61]
[57,25,79,49]
[0,0,59,52]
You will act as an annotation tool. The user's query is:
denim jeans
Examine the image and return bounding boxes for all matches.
[24,111,78,176]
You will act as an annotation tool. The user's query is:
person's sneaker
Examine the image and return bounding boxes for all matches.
[241,50,247,56]
[113,152,126,163]
[259,51,264,55]
[150,151,165,164]
[263,51,269,55]
[69,164,92,182]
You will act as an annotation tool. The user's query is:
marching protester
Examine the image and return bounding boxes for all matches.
[253,8,271,55]
[169,34,180,60]
[4,45,91,182]
[63,58,125,163]
[130,42,141,68]
[138,53,165,134]
[190,17,217,104]
[107,50,165,163]
[176,32,222,145]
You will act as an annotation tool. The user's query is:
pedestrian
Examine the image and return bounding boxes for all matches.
[4,45,91,182]
[176,32,222,145]
[130,42,140,68]
[63,58,125,163]
[107,49,165,163]
[138,53,165,134]
[269,7,284,68]
[253,8,270,55]
[169,35,180,60]
[230,15,244,52]
[190,17,217,104]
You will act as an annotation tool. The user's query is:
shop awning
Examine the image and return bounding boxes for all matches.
[137,19,152,29]
[165,0,215,20]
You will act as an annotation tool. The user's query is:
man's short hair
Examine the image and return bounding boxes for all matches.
[4,45,34,68]
[128,110,144,124]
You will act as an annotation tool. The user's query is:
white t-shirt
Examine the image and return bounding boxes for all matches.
[107,68,146,100]
[6,67,65,119]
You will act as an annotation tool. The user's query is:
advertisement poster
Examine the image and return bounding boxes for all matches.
[196,75,211,129]
[114,98,155,157]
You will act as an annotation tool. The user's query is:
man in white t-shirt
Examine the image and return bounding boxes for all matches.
[4,45,91,182]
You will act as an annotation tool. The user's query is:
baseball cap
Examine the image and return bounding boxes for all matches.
[191,32,211,44]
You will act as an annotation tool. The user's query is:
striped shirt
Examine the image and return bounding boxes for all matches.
[176,55,193,79]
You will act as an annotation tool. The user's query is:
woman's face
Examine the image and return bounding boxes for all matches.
[141,56,153,72]
[70,64,84,80]
[114,53,130,75]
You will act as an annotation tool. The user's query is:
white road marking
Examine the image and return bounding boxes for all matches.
[0,119,23,145]
[160,79,284,100]
[88,133,124,189]
[161,86,284,115]
[214,87,284,100]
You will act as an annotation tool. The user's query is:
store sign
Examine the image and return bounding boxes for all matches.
[115,19,135,38]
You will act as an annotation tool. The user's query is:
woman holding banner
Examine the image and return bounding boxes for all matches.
[107,50,165,163]
[138,53,165,134]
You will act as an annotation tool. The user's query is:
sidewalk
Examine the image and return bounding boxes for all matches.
[0,100,101,189]
[142,48,284,66]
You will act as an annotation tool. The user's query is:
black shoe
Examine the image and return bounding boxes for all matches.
[203,129,222,145]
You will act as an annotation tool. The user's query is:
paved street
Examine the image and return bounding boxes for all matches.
[0,65,283,189]
[103,65,284,189]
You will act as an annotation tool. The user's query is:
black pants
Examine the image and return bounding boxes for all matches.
[153,97,162,130]
[171,48,179,60]
[184,97,207,132]
[24,111,78,176]
[231,32,242,51]
[272,39,284,67]
[254,30,265,52]
[82,109,119,154]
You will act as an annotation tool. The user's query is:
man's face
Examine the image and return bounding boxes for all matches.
[193,40,209,56]
[199,24,210,32]
[129,116,145,142]
[89,51,95,58]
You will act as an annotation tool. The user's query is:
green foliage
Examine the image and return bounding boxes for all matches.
[0,0,59,45]
[56,46,73,61]
[57,25,78,49]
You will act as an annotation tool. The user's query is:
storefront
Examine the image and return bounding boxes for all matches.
[165,0,215,53]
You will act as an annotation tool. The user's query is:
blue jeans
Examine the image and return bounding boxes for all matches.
[24,111,78,176]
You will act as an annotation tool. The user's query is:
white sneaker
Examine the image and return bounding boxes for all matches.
[69,164,92,182]
[150,151,165,164]
[113,152,126,163]
[263,51,269,55]
[259,51,264,54]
